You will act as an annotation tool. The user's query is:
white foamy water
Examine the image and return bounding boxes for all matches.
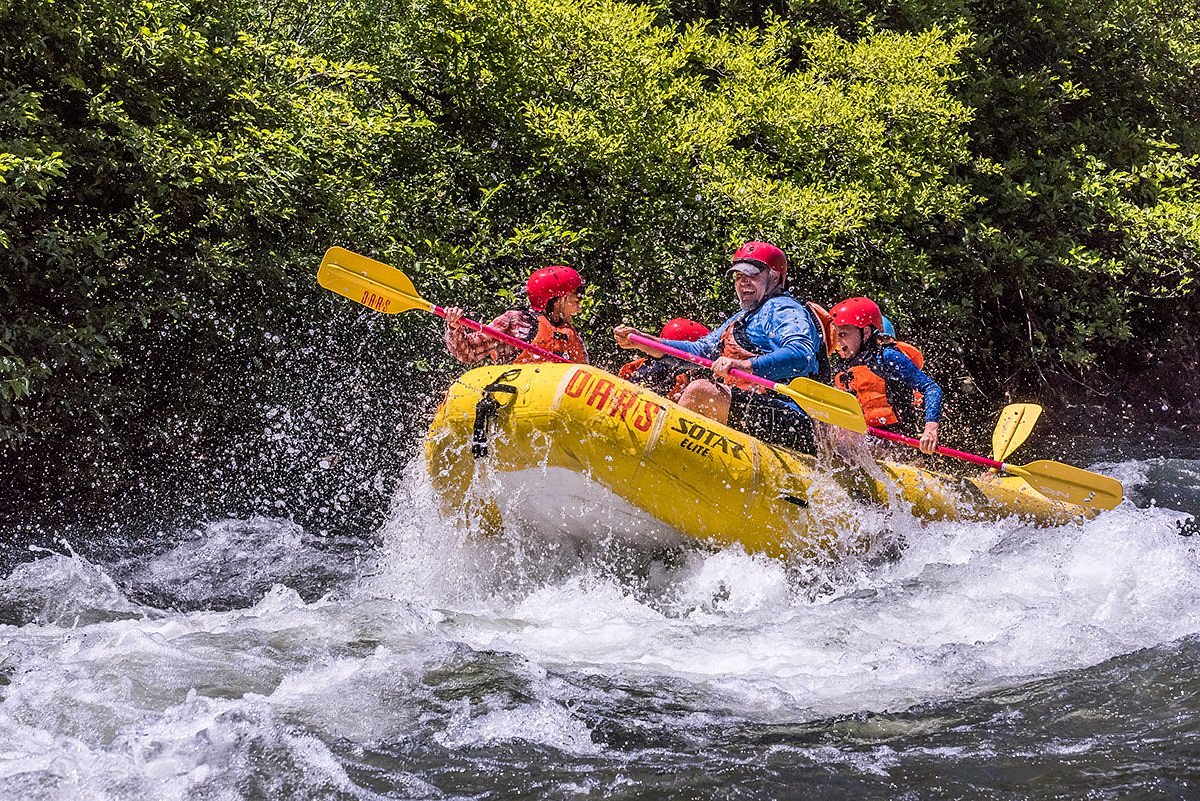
[1,457,1197,798]
[369,460,1200,719]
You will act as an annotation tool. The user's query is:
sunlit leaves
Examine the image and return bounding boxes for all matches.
[4,0,1198,453]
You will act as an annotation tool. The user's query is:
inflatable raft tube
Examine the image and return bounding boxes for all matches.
[424,363,1091,559]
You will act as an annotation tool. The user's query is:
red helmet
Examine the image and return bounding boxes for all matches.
[526,265,582,312]
[659,318,710,341]
[831,297,883,331]
[730,241,788,286]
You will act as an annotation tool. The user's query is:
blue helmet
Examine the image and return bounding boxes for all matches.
[881,315,896,337]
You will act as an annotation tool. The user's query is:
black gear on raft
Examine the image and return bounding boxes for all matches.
[472,369,521,459]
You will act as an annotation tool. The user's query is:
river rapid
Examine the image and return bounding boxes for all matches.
[2,451,1199,799]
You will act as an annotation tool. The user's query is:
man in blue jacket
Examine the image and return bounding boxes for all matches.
[614,241,829,452]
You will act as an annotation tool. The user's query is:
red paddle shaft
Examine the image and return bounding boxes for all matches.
[436,306,569,363]
[628,333,777,392]
[868,425,1009,469]
[633,333,1012,469]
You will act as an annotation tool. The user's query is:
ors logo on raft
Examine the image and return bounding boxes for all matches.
[563,369,664,432]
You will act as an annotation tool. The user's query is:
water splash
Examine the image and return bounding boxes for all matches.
[0,455,1197,798]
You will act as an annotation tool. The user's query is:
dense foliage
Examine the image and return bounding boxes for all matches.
[2,0,1198,534]
[662,0,1200,379]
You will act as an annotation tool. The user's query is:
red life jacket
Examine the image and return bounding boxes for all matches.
[717,300,833,392]
[513,312,588,365]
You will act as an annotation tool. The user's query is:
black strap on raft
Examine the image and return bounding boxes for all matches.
[472,369,520,459]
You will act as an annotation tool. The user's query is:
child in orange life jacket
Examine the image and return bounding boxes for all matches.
[830,297,943,454]
[618,318,710,401]
[444,265,589,365]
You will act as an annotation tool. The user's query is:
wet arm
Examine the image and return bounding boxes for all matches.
[445,309,530,364]
[878,350,943,423]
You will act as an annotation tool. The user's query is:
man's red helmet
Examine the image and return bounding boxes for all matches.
[526,265,582,313]
[729,241,788,286]
[659,318,710,342]
[830,296,884,331]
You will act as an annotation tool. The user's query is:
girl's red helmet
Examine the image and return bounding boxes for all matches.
[730,241,788,286]
[526,265,582,313]
[830,297,883,331]
[659,318,710,341]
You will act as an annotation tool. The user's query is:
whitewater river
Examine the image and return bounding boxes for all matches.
[2,450,1199,799]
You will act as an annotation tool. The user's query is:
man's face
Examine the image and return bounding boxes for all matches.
[732,270,771,310]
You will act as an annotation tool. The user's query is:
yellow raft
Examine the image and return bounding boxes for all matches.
[424,363,1092,559]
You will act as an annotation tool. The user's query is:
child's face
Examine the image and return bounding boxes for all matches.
[835,325,865,359]
[554,291,583,320]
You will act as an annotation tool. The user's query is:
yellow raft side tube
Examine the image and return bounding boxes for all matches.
[424,364,1090,560]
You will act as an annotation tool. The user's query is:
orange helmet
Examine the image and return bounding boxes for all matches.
[526,265,582,313]
[659,318,710,341]
[830,297,883,331]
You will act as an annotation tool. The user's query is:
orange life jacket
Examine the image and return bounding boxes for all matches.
[808,302,837,358]
[665,373,692,402]
[834,364,901,427]
[618,357,646,380]
[894,340,924,370]
[718,300,832,392]
[513,313,588,365]
[833,343,919,431]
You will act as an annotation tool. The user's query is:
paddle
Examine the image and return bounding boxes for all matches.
[316,246,570,363]
[867,425,1122,510]
[992,403,1042,461]
[627,333,868,433]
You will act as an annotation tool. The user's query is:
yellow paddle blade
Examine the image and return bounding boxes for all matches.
[992,403,1042,461]
[779,377,868,434]
[316,246,433,315]
[1009,459,1124,511]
